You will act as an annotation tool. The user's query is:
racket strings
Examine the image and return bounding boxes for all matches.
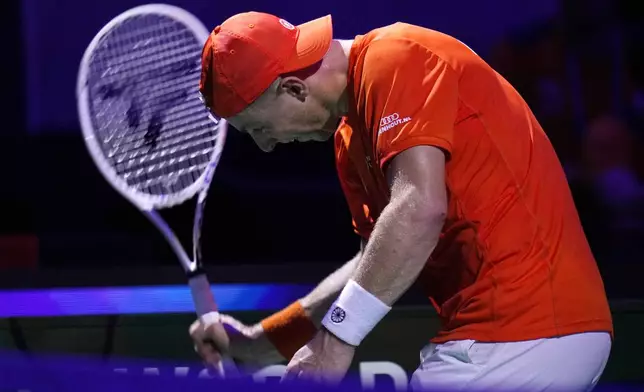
[107,103,211,161]
[94,56,202,150]
[93,47,197,92]
[86,13,219,196]
[109,97,209,152]
[105,73,197,113]
[113,122,214,162]
[115,124,215,194]
[130,161,210,192]
[120,142,214,184]
[111,113,216,186]
[93,19,196,76]
[94,50,199,105]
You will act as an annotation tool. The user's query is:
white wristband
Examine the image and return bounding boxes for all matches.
[321,279,391,346]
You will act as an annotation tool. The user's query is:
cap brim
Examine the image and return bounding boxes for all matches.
[285,15,333,72]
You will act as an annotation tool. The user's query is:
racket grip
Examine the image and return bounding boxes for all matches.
[188,273,219,318]
[188,274,240,378]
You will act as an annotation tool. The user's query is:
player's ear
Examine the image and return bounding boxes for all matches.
[279,76,308,102]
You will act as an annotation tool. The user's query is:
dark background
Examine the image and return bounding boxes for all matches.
[0,1,643,387]
[0,0,643,300]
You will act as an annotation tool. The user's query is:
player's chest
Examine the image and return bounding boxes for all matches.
[337,120,390,212]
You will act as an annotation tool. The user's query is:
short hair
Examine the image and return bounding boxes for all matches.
[242,60,322,117]
[238,77,282,119]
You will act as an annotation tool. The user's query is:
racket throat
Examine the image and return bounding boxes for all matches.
[185,264,206,279]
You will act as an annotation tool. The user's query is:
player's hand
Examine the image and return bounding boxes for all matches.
[282,328,355,386]
[189,314,284,368]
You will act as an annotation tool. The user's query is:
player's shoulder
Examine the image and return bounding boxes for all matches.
[354,22,474,66]
[353,23,432,65]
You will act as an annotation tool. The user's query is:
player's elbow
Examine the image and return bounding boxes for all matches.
[417,200,446,232]
[401,187,447,232]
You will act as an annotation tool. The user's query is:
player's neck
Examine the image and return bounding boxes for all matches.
[322,39,353,117]
[337,39,354,58]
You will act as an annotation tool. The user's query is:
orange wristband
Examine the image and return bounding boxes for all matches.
[260,301,318,360]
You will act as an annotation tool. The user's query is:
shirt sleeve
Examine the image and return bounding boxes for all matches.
[357,38,459,171]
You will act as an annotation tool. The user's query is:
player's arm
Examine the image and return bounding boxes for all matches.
[354,146,445,303]
[299,239,366,324]
[192,243,366,366]
[319,39,457,347]
[193,136,373,366]
[320,147,446,346]
[259,239,365,360]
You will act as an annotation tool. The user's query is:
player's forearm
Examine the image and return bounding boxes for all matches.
[259,247,363,360]
[300,249,362,325]
[352,189,444,306]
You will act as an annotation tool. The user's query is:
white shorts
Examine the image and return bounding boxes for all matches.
[410,332,611,391]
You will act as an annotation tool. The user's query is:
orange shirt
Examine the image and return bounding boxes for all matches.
[335,23,613,343]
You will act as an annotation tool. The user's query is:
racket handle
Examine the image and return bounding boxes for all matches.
[188,273,219,317]
[188,274,240,378]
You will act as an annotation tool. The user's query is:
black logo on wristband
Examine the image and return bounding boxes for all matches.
[330,306,346,323]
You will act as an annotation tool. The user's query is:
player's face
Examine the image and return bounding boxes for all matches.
[228,78,339,152]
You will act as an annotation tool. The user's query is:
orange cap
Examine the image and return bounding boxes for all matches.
[200,12,333,119]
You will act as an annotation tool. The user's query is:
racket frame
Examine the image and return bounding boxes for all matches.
[76,3,217,212]
[76,3,234,374]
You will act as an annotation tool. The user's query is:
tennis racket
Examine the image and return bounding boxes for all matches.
[76,3,235,377]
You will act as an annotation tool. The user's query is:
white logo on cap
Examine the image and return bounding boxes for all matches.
[279,19,295,30]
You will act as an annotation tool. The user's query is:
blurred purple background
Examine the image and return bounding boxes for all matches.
[0,0,643,299]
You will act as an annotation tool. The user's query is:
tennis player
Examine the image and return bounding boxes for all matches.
[191,12,614,390]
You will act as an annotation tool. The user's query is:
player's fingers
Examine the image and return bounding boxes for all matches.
[190,321,224,364]
[189,319,203,337]
[198,351,221,366]
[191,319,229,348]
[204,350,223,368]
[281,362,303,383]
[204,322,230,349]
[192,313,251,341]
[194,340,223,366]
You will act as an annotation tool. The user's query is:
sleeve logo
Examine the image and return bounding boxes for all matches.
[378,112,411,134]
